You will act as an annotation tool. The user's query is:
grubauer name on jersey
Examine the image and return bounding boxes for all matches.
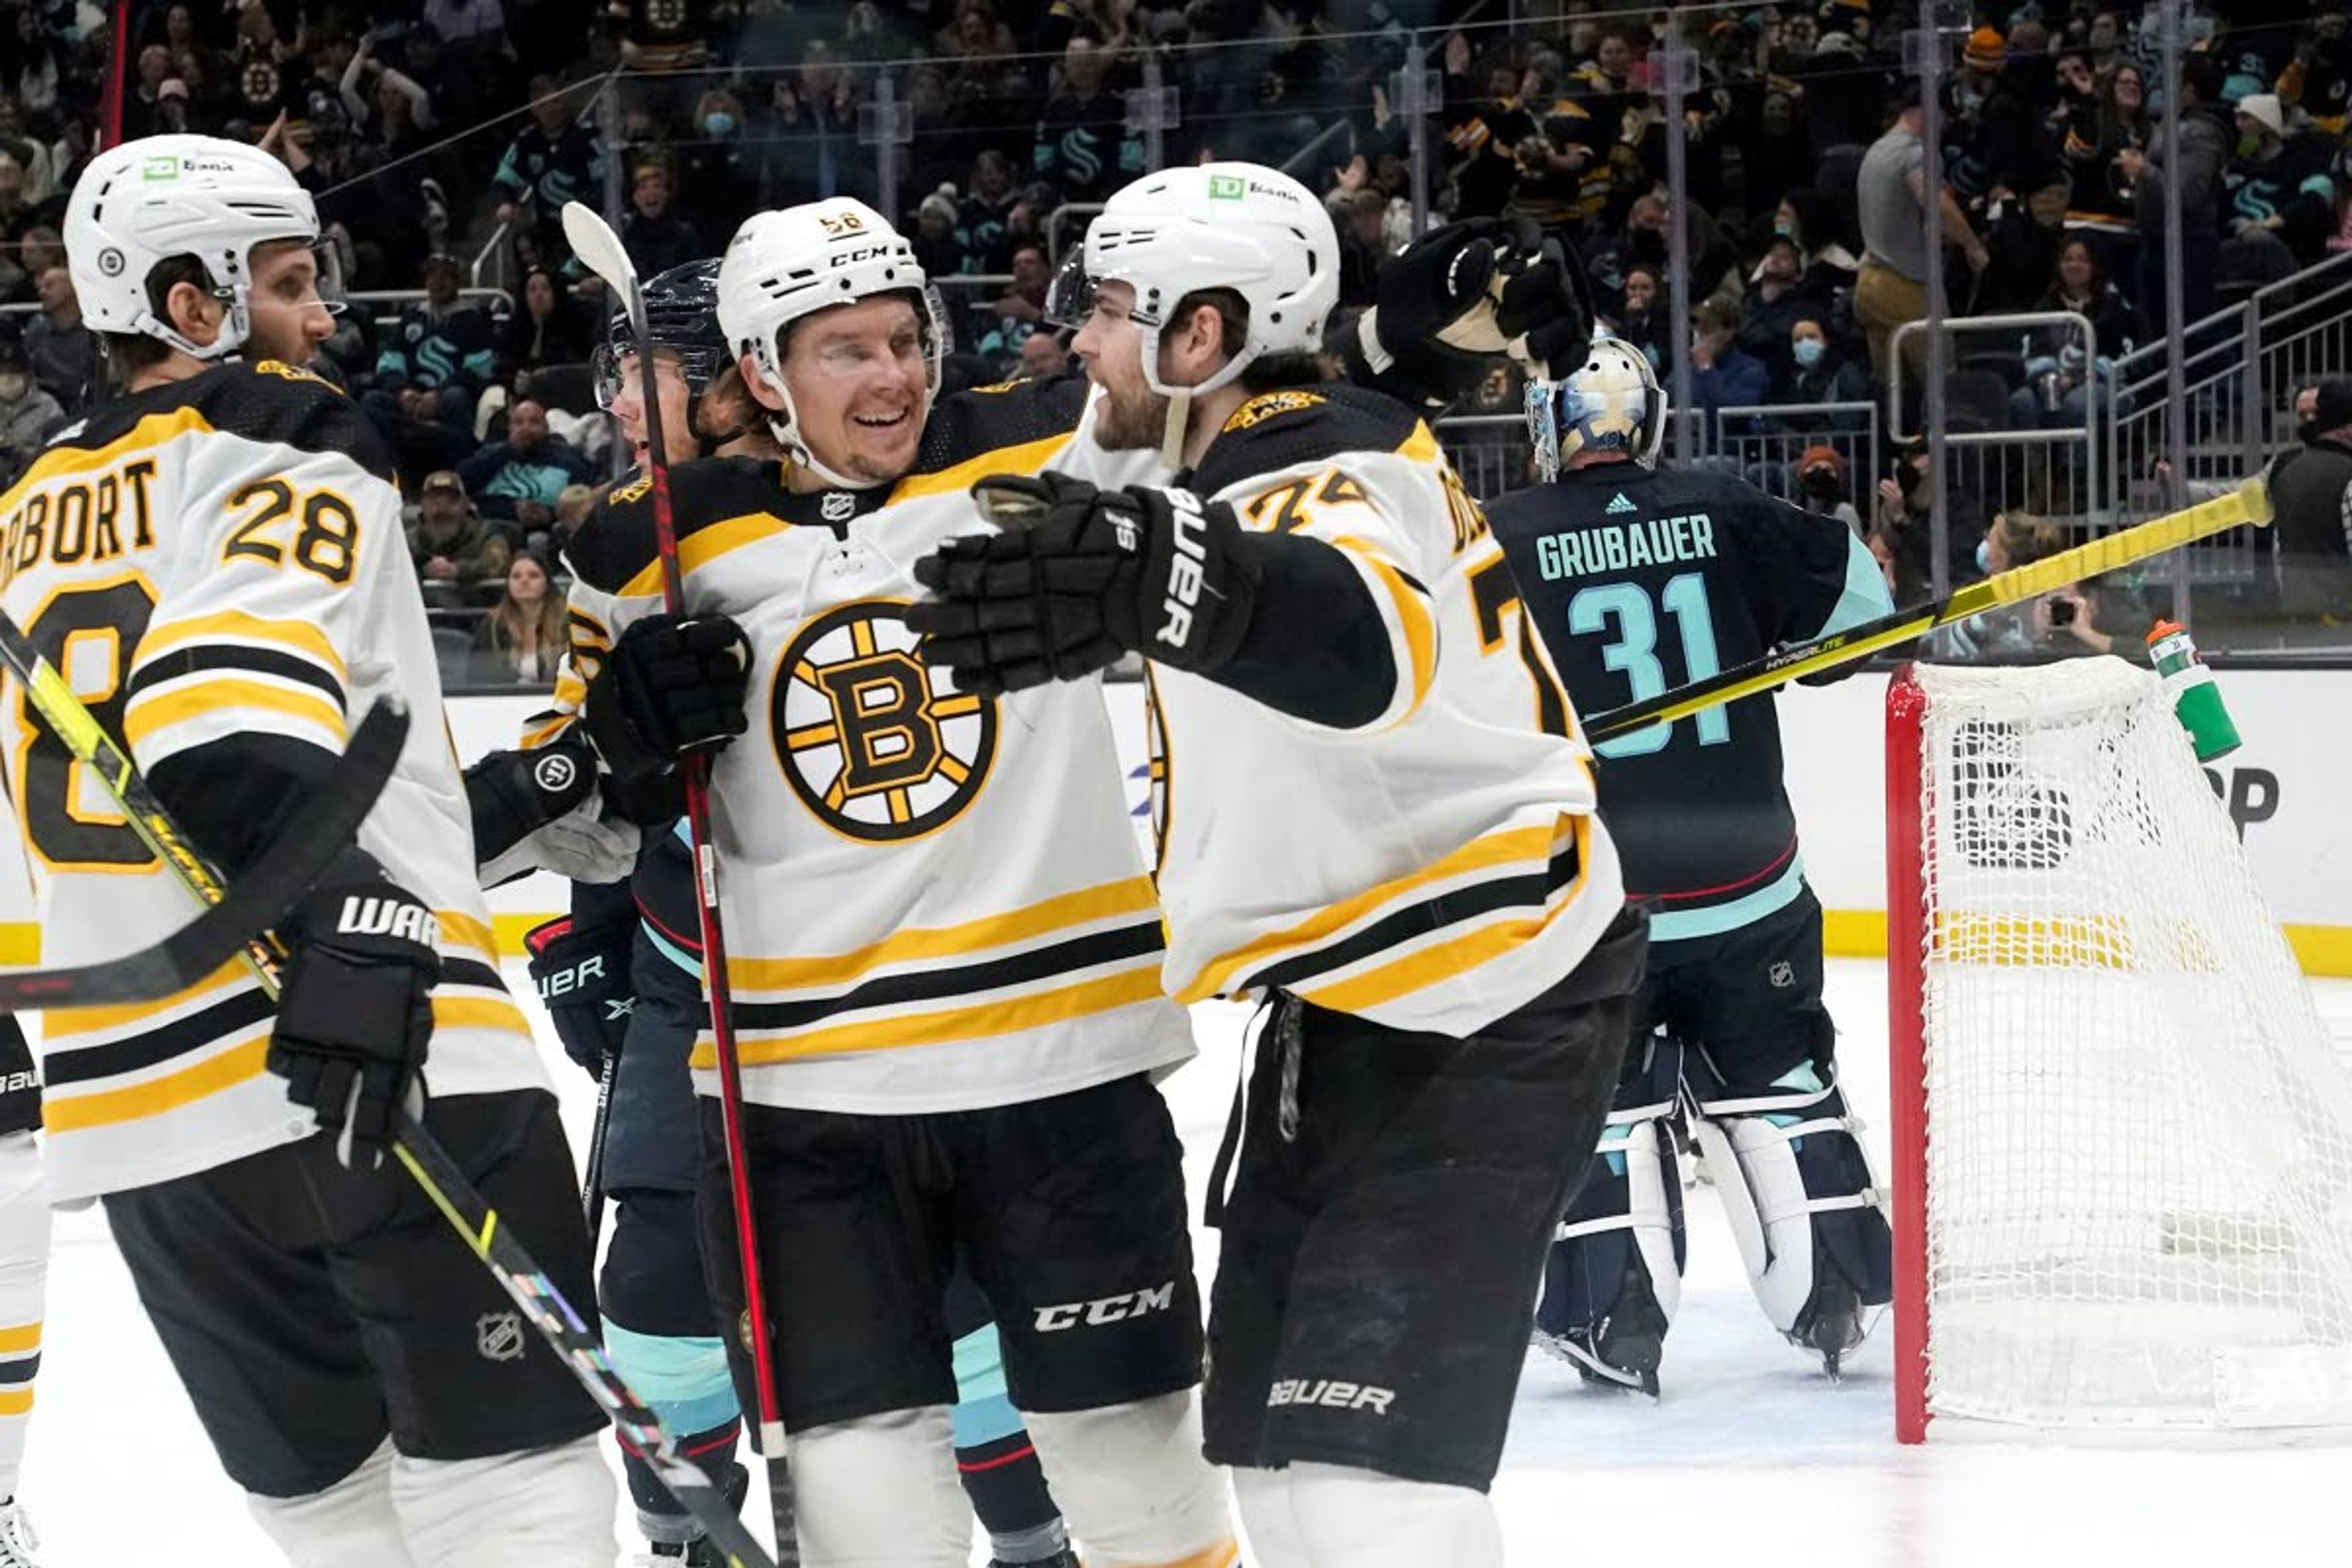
[0,361,547,1202]
[1487,463,1892,942]
[556,375,1194,1116]
[1130,385,1627,1038]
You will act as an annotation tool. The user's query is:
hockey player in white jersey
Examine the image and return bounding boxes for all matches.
[559,200,1237,1568]
[0,1020,43,1568]
[2,135,614,1566]
[910,163,1649,1568]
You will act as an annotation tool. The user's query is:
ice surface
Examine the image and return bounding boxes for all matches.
[27,961,2352,1566]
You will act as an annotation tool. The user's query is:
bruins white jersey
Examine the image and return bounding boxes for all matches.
[1132,386,1627,1036]
[0,361,547,1202]
[560,376,1193,1115]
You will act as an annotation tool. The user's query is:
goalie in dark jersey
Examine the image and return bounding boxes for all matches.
[1489,339,1897,1391]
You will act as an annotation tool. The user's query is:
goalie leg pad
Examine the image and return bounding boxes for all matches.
[1536,1033,1685,1390]
[1684,1047,1893,1356]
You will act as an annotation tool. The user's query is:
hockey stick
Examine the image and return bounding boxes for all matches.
[0,616,778,1568]
[0,683,405,1009]
[562,199,786,1452]
[581,1050,616,1245]
[1586,477,2274,742]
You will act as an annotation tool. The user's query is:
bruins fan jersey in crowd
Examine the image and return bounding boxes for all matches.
[559,375,1194,1114]
[1487,464,1893,941]
[0,362,547,1202]
[1134,386,1626,1037]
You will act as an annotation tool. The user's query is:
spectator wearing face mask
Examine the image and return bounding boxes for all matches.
[681,89,757,247]
[1737,235,1829,395]
[1781,318,1872,424]
[1793,445,1864,535]
[0,330,60,488]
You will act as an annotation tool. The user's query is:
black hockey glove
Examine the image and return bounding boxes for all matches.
[467,734,640,888]
[267,849,440,1169]
[584,614,752,824]
[908,472,1262,696]
[1343,216,1596,410]
[524,916,636,1080]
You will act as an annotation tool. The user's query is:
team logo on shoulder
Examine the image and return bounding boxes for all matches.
[1223,390,1325,432]
[609,472,653,504]
[773,599,996,842]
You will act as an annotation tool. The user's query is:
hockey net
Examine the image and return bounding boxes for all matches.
[1887,657,2352,1440]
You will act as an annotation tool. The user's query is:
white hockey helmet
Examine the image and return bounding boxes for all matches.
[1526,333,1667,480]
[65,134,321,362]
[1060,161,1340,400]
[717,197,945,489]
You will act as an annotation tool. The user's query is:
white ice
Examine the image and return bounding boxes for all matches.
[26,960,2352,1566]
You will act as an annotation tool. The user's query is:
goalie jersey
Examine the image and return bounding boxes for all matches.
[1133,386,1627,1036]
[1487,463,1893,941]
[0,361,548,1202]
[561,375,1194,1115]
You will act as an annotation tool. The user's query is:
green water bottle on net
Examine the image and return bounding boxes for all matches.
[2145,619,2241,762]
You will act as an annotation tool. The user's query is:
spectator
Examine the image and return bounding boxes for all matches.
[369,254,497,483]
[23,265,94,415]
[456,398,595,532]
[0,329,61,489]
[473,550,568,684]
[2266,375,2352,636]
[682,89,758,246]
[1737,235,1828,394]
[1784,316,1873,417]
[959,149,1022,270]
[1687,295,1770,424]
[499,265,598,379]
[1608,263,1669,369]
[491,76,606,260]
[2033,571,2152,659]
[1590,189,1734,317]
[1443,40,1534,221]
[1775,189,1862,300]
[406,470,512,609]
[423,0,507,50]
[619,162,704,279]
[1856,87,1991,393]
[1871,443,1988,602]
[1034,34,1141,206]
[2010,236,2146,426]
[1019,330,1069,379]
[1336,187,1387,309]
[2062,62,2147,286]
[2222,92,2339,271]
[2277,15,2352,135]
[2126,55,2227,331]
[1980,171,2074,312]
[339,31,434,135]
[1793,445,1864,536]
[1940,510,2069,657]
[910,186,967,280]
[550,482,597,556]
[1972,23,2062,202]
[976,242,1050,366]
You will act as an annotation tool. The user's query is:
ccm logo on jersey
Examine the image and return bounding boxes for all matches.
[335,897,439,948]
[1155,489,1208,650]
[1033,1281,1176,1332]
[1266,1379,1396,1414]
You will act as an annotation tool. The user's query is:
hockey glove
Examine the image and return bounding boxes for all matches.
[909,473,1262,695]
[525,916,636,1080]
[268,849,440,1169]
[1344,217,1596,410]
[468,734,641,888]
[584,614,752,824]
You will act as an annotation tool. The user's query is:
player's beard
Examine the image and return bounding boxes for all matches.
[1093,376,1175,451]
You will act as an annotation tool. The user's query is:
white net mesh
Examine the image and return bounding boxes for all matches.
[1913,657,2352,1431]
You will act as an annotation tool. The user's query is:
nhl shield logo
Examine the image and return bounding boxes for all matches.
[1768,961,1795,989]
[821,491,854,523]
[476,1311,526,1363]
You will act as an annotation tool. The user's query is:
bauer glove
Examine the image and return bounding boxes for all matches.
[525,915,636,1079]
[910,472,1262,695]
[268,849,440,1169]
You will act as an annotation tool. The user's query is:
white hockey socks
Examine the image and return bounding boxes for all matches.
[1022,1391,1236,1568]
[786,1406,971,1568]
[247,1440,417,1568]
[0,1136,45,1503]
[1235,1462,1501,1568]
[390,1433,615,1568]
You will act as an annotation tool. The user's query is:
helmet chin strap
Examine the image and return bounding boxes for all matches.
[1140,320,1256,471]
[757,374,889,492]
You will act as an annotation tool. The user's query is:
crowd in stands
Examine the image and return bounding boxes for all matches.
[0,0,2335,680]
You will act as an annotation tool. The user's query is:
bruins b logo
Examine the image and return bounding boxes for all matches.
[774,600,995,841]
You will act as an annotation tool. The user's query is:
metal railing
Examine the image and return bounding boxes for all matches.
[1891,311,2102,529]
[1436,403,1883,507]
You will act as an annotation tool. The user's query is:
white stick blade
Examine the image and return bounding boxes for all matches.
[560,201,637,296]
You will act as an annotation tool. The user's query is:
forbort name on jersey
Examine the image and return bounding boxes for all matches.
[1,458,161,589]
[1530,511,1717,582]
